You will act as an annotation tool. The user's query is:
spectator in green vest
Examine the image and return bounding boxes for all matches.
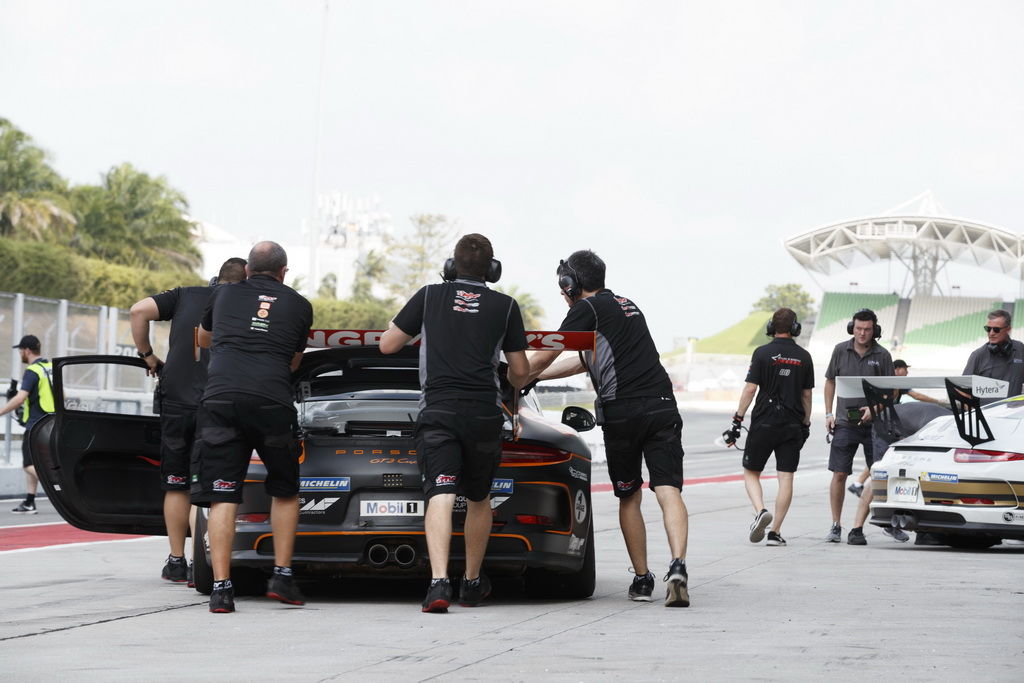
[1,335,54,514]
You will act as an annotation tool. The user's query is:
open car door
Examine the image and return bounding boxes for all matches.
[31,355,166,535]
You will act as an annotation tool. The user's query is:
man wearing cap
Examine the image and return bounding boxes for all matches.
[0,335,53,514]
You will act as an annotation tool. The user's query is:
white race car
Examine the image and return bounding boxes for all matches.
[838,375,1024,548]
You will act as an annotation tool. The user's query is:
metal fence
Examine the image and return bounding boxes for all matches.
[1,290,170,464]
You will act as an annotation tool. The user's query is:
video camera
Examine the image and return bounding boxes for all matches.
[5,379,16,401]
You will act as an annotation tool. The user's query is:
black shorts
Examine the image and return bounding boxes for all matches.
[828,421,875,474]
[414,400,504,501]
[159,402,197,491]
[601,396,684,499]
[190,393,301,506]
[21,433,32,469]
[743,421,803,473]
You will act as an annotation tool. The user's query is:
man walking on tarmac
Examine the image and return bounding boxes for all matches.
[527,250,690,607]
[129,257,247,584]
[380,233,529,613]
[1,335,53,514]
[193,241,313,613]
[823,308,894,544]
[727,308,813,547]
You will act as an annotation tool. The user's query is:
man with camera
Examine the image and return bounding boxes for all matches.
[380,234,529,613]
[962,309,1024,404]
[129,257,247,585]
[727,308,813,547]
[823,308,895,544]
[526,250,690,607]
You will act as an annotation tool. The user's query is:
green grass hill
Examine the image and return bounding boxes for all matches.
[693,312,772,356]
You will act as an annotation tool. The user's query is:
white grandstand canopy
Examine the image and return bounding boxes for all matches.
[784,191,1023,297]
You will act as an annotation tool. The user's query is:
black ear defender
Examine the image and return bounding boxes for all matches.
[558,258,581,299]
[847,309,882,339]
[987,340,1013,356]
[441,257,502,283]
[765,316,802,337]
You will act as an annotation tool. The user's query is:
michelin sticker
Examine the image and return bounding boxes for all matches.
[491,478,514,494]
[923,472,958,483]
[300,477,351,492]
[574,490,588,523]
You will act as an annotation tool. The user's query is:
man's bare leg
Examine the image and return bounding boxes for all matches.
[208,501,239,581]
[619,489,648,574]
[773,472,794,533]
[270,495,299,567]
[164,491,191,557]
[829,471,849,523]
[424,493,455,579]
[743,469,765,514]
[463,497,492,580]
[653,485,688,560]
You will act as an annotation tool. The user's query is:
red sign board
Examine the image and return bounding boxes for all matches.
[307,329,595,351]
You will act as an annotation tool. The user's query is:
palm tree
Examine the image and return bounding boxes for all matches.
[496,285,546,329]
[0,118,76,241]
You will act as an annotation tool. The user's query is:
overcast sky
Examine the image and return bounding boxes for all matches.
[4,1,1024,347]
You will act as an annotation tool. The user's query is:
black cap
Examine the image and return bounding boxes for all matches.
[13,335,40,351]
[893,359,909,369]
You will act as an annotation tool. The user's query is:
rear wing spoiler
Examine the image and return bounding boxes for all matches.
[835,375,1010,447]
[306,329,597,351]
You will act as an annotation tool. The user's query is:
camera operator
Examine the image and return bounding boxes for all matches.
[823,308,894,545]
[527,250,690,607]
[728,308,813,547]
[962,309,1024,405]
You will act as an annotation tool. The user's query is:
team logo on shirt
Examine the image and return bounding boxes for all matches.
[614,296,639,318]
[453,289,481,314]
[771,354,803,367]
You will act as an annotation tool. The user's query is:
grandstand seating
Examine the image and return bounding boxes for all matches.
[902,296,998,346]
[809,292,900,357]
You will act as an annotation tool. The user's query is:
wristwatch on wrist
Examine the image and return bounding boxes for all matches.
[825,412,834,419]
[137,349,154,359]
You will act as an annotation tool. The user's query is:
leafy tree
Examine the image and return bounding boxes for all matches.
[351,249,389,302]
[496,285,546,329]
[318,273,338,299]
[386,214,457,299]
[752,283,815,321]
[69,163,201,272]
[0,118,75,242]
[311,297,398,329]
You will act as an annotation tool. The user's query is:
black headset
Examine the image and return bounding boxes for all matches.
[988,340,1013,356]
[441,257,502,283]
[765,315,802,337]
[558,258,582,300]
[847,309,882,339]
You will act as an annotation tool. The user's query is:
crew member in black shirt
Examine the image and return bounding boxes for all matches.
[381,234,528,613]
[130,257,247,585]
[728,308,813,548]
[962,309,1024,404]
[193,241,313,613]
[527,250,690,608]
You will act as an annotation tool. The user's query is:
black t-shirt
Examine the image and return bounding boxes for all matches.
[201,275,313,407]
[744,337,814,426]
[392,279,527,406]
[151,285,213,407]
[557,289,672,402]
[963,339,1024,405]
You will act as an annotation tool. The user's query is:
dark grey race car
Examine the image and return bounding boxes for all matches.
[30,344,597,599]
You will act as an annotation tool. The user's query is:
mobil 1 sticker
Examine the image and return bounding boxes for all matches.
[360,500,424,517]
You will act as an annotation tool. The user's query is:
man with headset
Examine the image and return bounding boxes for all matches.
[823,308,895,544]
[129,257,247,584]
[380,233,529,613]
[962,309,1024,404]
[526,250,690,607]
[727,308,813,548]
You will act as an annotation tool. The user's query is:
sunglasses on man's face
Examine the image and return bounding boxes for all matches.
[984,326,1004,333]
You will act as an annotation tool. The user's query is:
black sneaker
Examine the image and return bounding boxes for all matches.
[209,582,235,613]
[459,573,492,607]
[882,526,910,543]
[766,531,786,546]
[266,573,305,605]
[749,508,773,543]
[825,522,842,543]
[187,562,194,588]
[422,578,452,613]
[847,482,864,498]
[848,527,867,545]
[161,555,188,583]
[663,559,689,608]
[11,500,36,514]
[628,571,655,602]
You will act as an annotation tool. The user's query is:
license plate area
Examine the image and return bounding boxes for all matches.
[889,477,920,503]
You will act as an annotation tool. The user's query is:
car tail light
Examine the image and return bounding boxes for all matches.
[501,443,571,465]
[954,448,1024,463]
[960,497,996,505]
[236,513,269,523]
[515,514,554,526]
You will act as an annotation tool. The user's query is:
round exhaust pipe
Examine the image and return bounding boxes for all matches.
[393,544,417,568]
[367,543,390,567]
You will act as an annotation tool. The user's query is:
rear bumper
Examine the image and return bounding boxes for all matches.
[870,504,1024,539]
